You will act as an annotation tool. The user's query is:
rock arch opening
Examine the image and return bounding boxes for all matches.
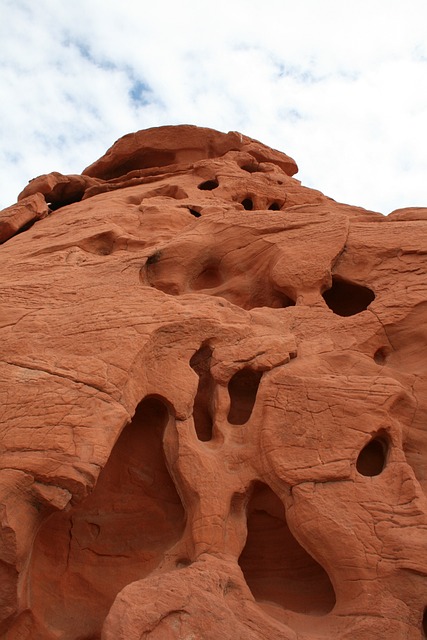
[239,482,336,617]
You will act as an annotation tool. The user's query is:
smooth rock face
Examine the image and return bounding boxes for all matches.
[0,125,427,640]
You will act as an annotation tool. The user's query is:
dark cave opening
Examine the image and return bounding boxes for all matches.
[198,179,219,190]
[356,435,389,477]
[322,277,375,316]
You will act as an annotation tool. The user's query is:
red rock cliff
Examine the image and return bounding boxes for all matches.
[0,125,427,639]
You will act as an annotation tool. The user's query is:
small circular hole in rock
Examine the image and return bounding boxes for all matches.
[198,179,219,190]
[356,436,388,476]
[268,202,281,211]
[241,198,254,211]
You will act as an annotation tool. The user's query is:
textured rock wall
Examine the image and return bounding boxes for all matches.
[0,125,426,639]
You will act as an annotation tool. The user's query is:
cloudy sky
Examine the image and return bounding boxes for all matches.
[1,0,427,214]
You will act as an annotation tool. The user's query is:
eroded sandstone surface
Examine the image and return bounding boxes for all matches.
[0,125,426,639]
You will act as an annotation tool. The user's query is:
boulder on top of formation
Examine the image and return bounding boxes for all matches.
[0,125,426,640]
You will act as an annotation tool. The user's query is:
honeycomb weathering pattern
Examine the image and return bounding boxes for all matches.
[0,125,426,639]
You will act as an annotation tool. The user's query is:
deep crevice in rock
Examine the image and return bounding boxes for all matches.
[323,276,375,316]
[227,368,262,425]
[239,482,336,616]
[190,345,215,441]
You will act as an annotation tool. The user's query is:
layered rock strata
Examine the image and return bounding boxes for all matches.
[0,125,426,639]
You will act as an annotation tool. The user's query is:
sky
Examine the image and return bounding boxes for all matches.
[1,0,427,214]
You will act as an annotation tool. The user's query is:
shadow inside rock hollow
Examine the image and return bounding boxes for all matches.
[20,396,185,640]
[239,482,336,620]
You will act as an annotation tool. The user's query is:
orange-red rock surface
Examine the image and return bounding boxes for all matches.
[0,125,427,639]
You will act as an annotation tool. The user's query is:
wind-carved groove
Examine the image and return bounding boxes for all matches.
[239,482,336,617]
[227,368,262,425]
[190,345,215,441]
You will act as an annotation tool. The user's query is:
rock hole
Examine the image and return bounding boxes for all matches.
[268,202,281,211]
[277,292,296,308]
[240,164,258,173]
[322,276,375,316]
[176,558,191,568]
[48,194,85,210]
[193,264,222,290]
[153,184,188,200]
[12,217,40,237]
[190,345,215,441]
[79,231,116,256]
[356,435,389,476]
[227,368,262,425]
[188,207,201,218]
[374,347,389,365]
[146,251,162,265]
[423,607,427,637]
[241,198,254,211]
[239,482,336,616]
[23,396,185,639]
[197,179,219,190]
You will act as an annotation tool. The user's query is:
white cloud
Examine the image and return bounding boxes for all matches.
[0,0,426,213]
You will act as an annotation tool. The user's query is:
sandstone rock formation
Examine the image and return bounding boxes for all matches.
[0,125,426,639]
